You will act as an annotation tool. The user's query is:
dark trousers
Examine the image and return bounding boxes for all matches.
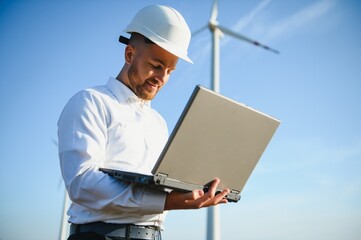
[68,232,110,240]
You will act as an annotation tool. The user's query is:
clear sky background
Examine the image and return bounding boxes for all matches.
[1,0,360,239]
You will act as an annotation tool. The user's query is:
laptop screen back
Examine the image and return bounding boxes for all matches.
[152,86,280,193]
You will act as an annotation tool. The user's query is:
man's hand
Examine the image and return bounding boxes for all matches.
[164,178,230,210]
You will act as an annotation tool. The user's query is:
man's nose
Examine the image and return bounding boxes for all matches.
[155,70,169,84]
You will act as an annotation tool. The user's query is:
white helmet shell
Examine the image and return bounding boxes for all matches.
[124,5,193,63]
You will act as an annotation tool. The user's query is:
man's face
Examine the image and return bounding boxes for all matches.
[125,42,179,100]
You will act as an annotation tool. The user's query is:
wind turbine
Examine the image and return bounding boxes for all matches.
[194,0,279,93]
[53,139,70,240]
[192,1,279,240]
[59,190,70,240]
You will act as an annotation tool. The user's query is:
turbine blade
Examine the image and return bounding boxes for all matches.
[210,0,219,22]
[52,138,58,146]
[217,24,280,54]
[192,25,208,37]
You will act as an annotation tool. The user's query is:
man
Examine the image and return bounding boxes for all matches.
[58,5,230,240]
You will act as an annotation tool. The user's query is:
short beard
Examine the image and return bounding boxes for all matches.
[127,64,158,101]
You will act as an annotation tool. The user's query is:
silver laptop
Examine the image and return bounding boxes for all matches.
[100,85,280,202]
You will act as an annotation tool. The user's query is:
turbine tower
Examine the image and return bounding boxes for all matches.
[193,1,279,239]
[59,190,70,240]
[53,138,70,240]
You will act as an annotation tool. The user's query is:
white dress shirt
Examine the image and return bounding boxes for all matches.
[58,77,168,227]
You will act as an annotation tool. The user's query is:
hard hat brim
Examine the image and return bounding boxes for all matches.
[118,34,193,64]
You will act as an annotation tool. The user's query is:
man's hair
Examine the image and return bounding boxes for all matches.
[129,33,155,45]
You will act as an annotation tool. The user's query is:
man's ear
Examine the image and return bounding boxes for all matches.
[125,45,135,64]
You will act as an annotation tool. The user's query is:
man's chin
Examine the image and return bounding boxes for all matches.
[135,84,159,100]
[139,90,157,101]
[146,92,157,100]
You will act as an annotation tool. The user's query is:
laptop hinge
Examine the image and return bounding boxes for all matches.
[231,189,240,195]
[154,173,168,185]
[226,189,241,202]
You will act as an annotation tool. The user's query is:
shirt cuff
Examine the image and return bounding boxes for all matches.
[142,188,168,214]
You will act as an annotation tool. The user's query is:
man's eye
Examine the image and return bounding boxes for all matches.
[150,64,162,70]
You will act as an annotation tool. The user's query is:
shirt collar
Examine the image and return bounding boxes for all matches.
[106,77,151,108]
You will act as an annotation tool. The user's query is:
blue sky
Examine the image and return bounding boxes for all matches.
[0,0,360,239]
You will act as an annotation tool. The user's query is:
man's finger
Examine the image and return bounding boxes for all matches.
[206,178,222,197]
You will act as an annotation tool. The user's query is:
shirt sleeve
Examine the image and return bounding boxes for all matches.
[57,90,167,216]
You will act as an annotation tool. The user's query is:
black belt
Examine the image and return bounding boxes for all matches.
[70,222,161,240]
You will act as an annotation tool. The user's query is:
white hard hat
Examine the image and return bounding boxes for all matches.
[119,5,193,63]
